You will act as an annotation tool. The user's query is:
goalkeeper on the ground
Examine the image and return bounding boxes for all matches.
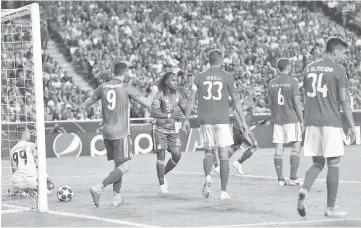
[9,126,54,196]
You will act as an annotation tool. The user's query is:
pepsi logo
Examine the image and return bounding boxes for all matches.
[53,133,82,158]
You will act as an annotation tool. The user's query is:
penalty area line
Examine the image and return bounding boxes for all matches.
[46,210,161,228]
[199,218,361,227]
[173,171,361,185]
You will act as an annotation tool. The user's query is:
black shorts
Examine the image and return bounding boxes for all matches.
[231,126,258,150]
[104,136,132,163]
[152,130,180,153]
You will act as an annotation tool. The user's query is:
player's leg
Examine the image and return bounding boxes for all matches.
[112,159,130,207]
[200,125,215,198]
[213,148,219,174]
[288,141,302,186]
[153,131,168,193]
[233,131,258,175]
[297,126,323,217]
[272,124,286,186]
[165,134,182,175]
[323,126,346,216]
[216,124,234,200]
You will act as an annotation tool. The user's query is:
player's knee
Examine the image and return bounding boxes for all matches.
[218,148,229,161]
[290,150,301,157]
[117,160,130,175]
[172,151,182,163]
[291,142,302,154]
[312,156,325,170]
[250,146,258,154]
[156,150,166,161]
[274,144,284,156]
[327,156,341,168]
[204,148,214,157]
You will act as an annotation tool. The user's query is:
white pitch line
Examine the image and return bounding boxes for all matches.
[46,210,161,228]
[2,203,161,228]
[200,218,361,228]
[173,171,361,185]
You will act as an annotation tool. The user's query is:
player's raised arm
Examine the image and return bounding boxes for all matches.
[228,79,249,132]
[83,85,102,110]
[182,82,198,133]
[267,87,275,118]
[131,85,159,108]
[292,81,304,132]
[338,67,356,142]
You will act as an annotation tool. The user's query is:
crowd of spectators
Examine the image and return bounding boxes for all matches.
[44,1,361,114]
[2,1,361,123]
[1,19,100,122]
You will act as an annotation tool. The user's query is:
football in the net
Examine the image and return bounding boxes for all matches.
[57,186,73,202]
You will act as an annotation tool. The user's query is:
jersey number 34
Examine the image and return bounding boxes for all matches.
[306,73,328,98]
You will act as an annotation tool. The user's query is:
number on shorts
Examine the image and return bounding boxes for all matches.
[106,90,116,110]
[12,149,27,167]
[203,81,223,101]
[307,73,328,98]
[175,138,180,146]
[277,88,284,105]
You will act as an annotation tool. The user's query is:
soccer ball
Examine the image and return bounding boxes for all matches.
[57,186,73,202]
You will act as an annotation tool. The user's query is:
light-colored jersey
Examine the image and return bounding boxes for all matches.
[10,140,37,176]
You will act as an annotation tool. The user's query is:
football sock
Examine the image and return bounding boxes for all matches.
[327,166,339,207]
[274,155,283,180]
[303,163,323,191]
[290,155,300,180]
[165,158,178,175]
[220,160,229,191]
[238,149,253,164]
[204,153,213,176]
[213,153,219,168]
[228,147,236,158]
[113,178,122,193]
[156,160,165,185]
[102,168,123,188]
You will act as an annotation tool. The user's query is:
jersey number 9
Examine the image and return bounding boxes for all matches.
[12,150,27,167]
[203,81,223,101]
[107,90,116,110]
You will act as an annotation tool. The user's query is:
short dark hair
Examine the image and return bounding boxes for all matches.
[113,61,128,75]
[208,49,223,65]
[326,37,348,53]
[276,58,290,72]
[17,125,28,140]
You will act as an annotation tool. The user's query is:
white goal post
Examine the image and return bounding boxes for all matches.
[1,3,48,212]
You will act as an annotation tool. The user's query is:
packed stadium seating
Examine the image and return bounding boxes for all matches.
[2,1,361,122]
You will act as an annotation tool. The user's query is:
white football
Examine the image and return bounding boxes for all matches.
[57,186,73,202]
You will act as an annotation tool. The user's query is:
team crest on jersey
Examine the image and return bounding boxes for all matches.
[157,144,162,150]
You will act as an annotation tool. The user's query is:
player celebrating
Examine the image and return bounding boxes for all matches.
[9,126,54,196]
[297,37,356,217]
[151,72,186,193]
[214,84,270,175]
[268,58,304,187]
[84,62,159,207]
[183,49,249,200]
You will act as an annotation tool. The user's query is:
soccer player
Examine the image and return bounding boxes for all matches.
[297,37,356,217]
[84,62,159,207]
[268,58,304,187]
[214,84,270,175]
[183,49,249,200]
[9,126,54,196]
[151,72,186,193]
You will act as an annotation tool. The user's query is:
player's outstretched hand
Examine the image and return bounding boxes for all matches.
[171,110,184,120]
[182,120,190,134]
[348,127,356,144]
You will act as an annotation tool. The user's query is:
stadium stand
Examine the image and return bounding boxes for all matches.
[2,1,361,122]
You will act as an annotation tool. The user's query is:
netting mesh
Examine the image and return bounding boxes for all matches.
[1,6,38,212]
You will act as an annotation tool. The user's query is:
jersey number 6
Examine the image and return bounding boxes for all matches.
[203,81,223,101]
[307,73,328,98]
[107,90,116,110]
[277,88,284,105]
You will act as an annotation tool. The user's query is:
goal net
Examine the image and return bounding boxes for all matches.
[1,3,48,213]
